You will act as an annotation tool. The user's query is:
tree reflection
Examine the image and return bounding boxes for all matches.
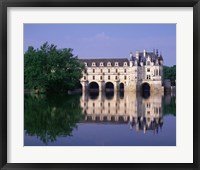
[24,94,84,144]
[163,95,176,116]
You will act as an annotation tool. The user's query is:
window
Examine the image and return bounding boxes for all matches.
[124,69,126,73]
[115,62,119,66]
[107,62,111,66]
[84,76,86,80]
[93,76,95,80]
[116,69,118,73]
[92,62,96,66]
[100,62,104,66]
[147,75,151,79]
[100,76,102,80]
[108,69,110,73]
[124,76,126,80]
[115,76,118,80]
[108,76,110,80]
[84,62,87,67]
[124,62,127,66]
[147,61,150,65]
[100,69,103,73]
[93,103,95,107]
[93,69,95,73]
[147,68,150,72]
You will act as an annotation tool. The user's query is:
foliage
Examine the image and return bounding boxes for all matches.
[163,96,176,116]
[24,42,84,93]
[163,65,176,85]
[24,94,84,144]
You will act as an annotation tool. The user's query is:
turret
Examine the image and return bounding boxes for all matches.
[159,53,163,65]
[130,52,134,67]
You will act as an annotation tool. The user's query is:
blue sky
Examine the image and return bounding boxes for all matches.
[24,24,176,66]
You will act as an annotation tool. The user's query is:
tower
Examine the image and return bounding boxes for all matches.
[130,52,133,67]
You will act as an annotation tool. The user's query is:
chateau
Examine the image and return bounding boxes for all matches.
[80,49,164,93]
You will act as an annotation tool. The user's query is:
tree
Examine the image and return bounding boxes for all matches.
[24,42,84,93]
[163,65,176,85]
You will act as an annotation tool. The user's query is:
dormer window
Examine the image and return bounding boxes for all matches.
[92,62,96,66]
[124,62,127,66]
[107,62,111,66]
[100,62,104,66]
[84,62,87,67]
[115,62,119,66]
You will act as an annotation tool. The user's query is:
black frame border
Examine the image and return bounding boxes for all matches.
[0,0,199,169]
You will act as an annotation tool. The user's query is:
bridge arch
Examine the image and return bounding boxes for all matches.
[89,81,99,91]
[105,82,114,91]
[141,82,150,98]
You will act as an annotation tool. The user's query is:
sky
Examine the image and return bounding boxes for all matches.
[24,24,176,66]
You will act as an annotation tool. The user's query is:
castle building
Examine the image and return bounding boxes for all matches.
[80,49,164,93]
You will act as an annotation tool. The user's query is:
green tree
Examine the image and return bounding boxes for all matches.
[24,42,84,93]
[163,65,176,85]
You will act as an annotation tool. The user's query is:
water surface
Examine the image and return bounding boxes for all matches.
[24,91,176,146]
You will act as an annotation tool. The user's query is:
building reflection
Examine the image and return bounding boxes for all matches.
[80,91,163,134]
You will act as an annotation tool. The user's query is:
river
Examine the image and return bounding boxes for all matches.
[24,91,176,146]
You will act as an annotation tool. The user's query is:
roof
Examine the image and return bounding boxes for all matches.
[79,58,129,67]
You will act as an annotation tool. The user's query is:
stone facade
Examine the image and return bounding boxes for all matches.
[80,49,164,93]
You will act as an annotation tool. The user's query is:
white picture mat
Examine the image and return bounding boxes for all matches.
[7,7,193,163]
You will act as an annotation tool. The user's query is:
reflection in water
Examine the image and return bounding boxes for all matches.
[81,91,163,134]
[24,94,84,144]
[24,92,176,145]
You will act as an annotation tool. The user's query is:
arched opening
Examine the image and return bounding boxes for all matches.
[119,83,124,91]
[89,82,99,91]
[89,91,99,100]
[105,82,114,91]
[105,82,114,99]
[105,91,114,100]
[88,82,99,99]
[142,83,150,98]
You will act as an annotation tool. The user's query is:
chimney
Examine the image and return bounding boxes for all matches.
[143,49,146,57]
[136,51,139,59]
[130,51,133,59]
[156,49,158,56]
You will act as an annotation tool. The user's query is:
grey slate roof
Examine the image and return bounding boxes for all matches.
[79,58,129,67]
[79,50,163,67]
